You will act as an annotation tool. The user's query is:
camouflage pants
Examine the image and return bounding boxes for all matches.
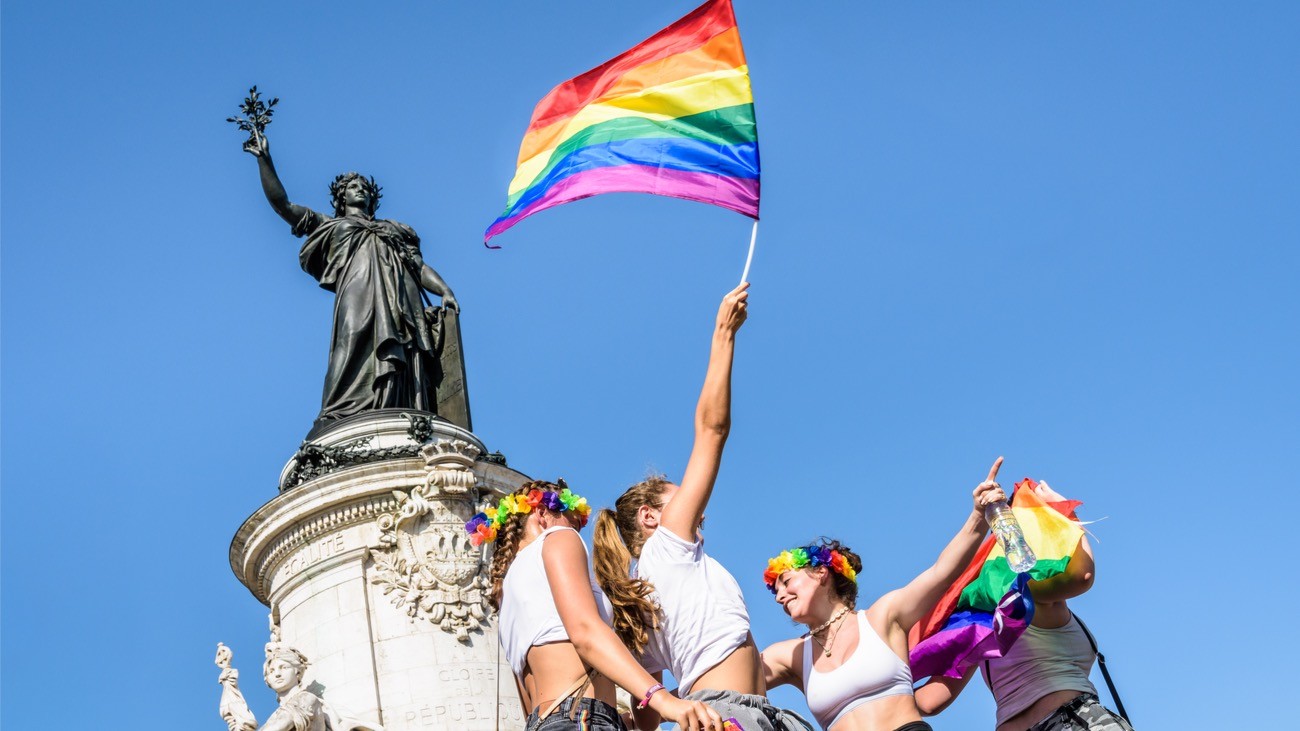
[1028,694,1134,731]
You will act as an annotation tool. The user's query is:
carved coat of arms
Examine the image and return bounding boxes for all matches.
[366,439,500,641]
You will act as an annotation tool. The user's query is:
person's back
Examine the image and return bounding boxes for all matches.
[482,481,726,731]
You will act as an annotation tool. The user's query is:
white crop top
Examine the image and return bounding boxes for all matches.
[981,616,1097,727]
[497,526,614,678]
[801,611,914,730]
[633,526,751,695]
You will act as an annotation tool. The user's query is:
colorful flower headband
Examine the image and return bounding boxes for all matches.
[464,486,592,546]
[763,545,858,594]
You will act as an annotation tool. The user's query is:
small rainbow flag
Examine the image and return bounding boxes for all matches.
[908,480,1085,679]
[485,0,759,245]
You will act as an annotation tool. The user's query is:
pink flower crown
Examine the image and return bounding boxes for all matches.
[464,486,592,546]
[763,544,858,593]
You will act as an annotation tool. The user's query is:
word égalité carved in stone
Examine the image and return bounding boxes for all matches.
[234,88,471,432]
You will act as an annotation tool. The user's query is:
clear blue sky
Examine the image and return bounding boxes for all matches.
[3,1,1296,728]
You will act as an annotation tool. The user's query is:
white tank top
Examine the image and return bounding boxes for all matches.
[633,526,751,695]
[982,615,1097,727]
[498,526,614,678]
[801,611,914,729]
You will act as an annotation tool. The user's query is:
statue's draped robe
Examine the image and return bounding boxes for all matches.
[293,210,441,423]
[268,689,328,731]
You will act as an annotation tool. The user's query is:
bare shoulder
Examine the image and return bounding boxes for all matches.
[540,527,582,554]
[762,636,806,687]
[868,589,903,623]
[764,636,804,661]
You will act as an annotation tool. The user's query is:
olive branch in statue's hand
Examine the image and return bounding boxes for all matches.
[227,85,278,155]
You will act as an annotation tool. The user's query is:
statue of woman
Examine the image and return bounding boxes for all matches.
[244,131,461,428]
[215,642,381,731]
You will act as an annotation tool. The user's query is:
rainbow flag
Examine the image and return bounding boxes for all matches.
[908,480,1085,679]
[485,0,759,245]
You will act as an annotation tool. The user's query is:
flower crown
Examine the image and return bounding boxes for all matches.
[464,485,592,546]
[763,544,858,594]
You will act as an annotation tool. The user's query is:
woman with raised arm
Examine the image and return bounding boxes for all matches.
[243,131,459,427]
[913,482,1131,731]
[592,285,808,731]
[759,459,1009,731]
[470,480,724,731]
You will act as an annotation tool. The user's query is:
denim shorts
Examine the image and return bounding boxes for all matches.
[526,697,626,731]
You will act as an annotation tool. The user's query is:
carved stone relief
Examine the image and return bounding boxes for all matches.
[366,439,501,641]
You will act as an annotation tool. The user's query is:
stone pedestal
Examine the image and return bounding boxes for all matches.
[231,412,529,731]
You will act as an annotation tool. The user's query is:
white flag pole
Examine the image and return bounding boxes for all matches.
[739,219,759,283]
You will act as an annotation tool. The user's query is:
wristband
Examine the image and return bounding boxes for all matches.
[637,682,665,709]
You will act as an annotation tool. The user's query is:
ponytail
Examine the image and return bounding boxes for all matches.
[593,508,661,656]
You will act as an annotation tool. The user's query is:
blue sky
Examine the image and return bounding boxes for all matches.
[2,1,1296,728]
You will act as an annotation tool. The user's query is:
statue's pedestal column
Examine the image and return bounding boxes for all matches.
[231,412,529,730]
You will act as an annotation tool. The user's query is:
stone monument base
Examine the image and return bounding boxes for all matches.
[231,411,529,730]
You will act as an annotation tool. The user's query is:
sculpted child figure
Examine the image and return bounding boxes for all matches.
[215,642,380,731]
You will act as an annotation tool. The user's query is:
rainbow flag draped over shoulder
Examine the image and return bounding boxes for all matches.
[484,0,759,245]
[908,480,1085,680]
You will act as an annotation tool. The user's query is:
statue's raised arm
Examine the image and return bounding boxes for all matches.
[213,642,382,731]
[228,86,471,433]
[243,131,313,229]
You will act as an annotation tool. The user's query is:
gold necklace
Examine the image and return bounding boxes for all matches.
[808,608,850,657]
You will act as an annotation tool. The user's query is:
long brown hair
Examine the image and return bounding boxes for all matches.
[591,475,670,655]
[487,480,562,611]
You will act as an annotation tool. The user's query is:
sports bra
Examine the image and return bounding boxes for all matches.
[801,610,915,729]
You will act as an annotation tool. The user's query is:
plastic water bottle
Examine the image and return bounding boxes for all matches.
[985,501,1037,573]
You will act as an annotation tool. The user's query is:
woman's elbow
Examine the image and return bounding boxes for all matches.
[915,694,950,717]
[914,683,955,716]
[694,413,731,439]
[568,620,612,656]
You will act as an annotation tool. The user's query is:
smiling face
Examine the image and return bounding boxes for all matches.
[773,566,832,624]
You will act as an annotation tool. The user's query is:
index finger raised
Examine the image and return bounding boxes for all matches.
[986,456,1004,482]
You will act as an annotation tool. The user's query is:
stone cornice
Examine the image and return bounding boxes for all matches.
[231,459,428,603]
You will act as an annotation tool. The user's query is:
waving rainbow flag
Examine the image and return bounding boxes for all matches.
[909,480,1086,679]
[485,0,759,245]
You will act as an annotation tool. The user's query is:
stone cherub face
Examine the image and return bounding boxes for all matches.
[263,651,307,694]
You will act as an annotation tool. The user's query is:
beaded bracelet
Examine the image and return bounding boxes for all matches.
[637,682,665,709]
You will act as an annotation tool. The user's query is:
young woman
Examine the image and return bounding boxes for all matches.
[913,481,1132,731]
[759,459,1009,731]
[471,481,725,731]
[593,284,807,731]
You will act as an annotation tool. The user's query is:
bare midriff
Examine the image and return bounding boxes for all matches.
[691,633,766,697]
[995,690,1084,731]
[824,694,924,731]
[523,642,615,714]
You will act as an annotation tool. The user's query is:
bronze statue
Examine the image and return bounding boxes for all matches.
[237,91,470,432]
